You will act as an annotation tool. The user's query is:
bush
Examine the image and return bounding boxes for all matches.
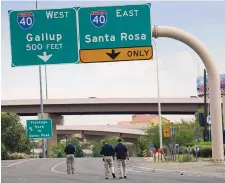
[28,154,38,158]
[198,141,212,146]
[178,154,192,162]
[136,151,144,157]
[1,143,8,160]
[199,147,212,158]
[7,153,29,160]
[57,151,64,158]
[184,142,195,147]
[178,146,187,154]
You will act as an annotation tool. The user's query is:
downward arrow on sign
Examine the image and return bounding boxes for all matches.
[37,52,53,62]
[106,49,120,60]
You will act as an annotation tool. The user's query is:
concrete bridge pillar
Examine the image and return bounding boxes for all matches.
[38,113,64,157]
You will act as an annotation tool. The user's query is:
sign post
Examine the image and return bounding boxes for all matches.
[78,4,152,63]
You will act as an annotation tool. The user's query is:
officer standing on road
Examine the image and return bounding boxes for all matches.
[115,138,129,179]
[64,142,76,174]
[100,140,116,179]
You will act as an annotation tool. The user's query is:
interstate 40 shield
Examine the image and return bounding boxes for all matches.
[90,10,107,28]
[17,12,35,30]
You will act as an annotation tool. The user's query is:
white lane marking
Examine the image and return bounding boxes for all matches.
[127,169,141,173]
[131,165,202,173]
[51,161,67,175]
[1,159,36,168]
[18,178,26,180]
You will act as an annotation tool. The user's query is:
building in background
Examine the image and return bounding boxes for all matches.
[118,115,170,126]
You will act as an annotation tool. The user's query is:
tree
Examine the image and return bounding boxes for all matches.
[91,136,119,157]
[92,140,102,157]
[142,122,161,148]
[50,142,66,158]
[139,121,202,152]
[173,121,196,146]
[1,143,7,160]
[105,136,118,147]
[1,112,31,153]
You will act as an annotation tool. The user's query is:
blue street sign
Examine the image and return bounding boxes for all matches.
[150,144,154,150]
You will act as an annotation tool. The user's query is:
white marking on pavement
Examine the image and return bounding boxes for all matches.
[131,165,202,173]
[2,159,36,168]
[18,178,26,180]
[127,168,141,173]
[51,161,67,175]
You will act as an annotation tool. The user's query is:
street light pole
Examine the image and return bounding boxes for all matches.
[152,25,224,161]
[152,39,163,149]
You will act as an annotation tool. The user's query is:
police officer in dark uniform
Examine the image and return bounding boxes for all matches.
[64,143,76,174]
[115,138,129,179]
[100,140,116,179]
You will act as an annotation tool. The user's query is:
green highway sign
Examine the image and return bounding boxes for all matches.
[9,8,78,67]
[78,4,152,63]
[26,119,52,139]
[8,4,153,66]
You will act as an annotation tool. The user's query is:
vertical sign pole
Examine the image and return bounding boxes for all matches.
[35,0,45,159]
[174,128,176,161]
[222,95,225,130]
[204,69,208,141]
[32,139,34,158]
[152,39,163,149]
[39,66,45,158]
[45,66,48,99]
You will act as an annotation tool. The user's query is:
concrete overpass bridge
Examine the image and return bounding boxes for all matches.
[57,125,144,143]
[2,97,215,155]
[1,97,211,116]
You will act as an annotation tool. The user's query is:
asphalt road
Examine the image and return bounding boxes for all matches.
[1,158,225,183]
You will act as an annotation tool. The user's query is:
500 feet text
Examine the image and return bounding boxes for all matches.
[25,33,63,51]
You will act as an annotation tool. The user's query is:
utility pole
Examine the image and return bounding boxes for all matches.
[203,69,208,141]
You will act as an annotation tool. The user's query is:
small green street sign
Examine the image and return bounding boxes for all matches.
[9,8,78,67]
[26,119,52,139]
[78,4,152,63]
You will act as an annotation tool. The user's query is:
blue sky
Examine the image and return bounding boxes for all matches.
[1,1,225,125]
